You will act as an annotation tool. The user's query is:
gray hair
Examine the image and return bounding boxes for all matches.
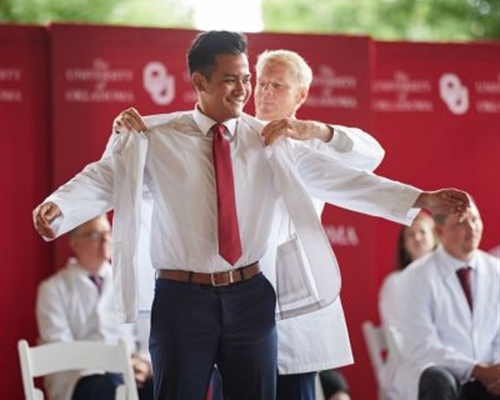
[255,49,313,90]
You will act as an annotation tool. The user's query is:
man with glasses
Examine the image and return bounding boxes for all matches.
[35,215,154,400]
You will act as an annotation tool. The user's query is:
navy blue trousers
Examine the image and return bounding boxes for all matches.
[150,272,277,400]
[72,373,154,400]
[276,372,316,400]
[419,366,500,400]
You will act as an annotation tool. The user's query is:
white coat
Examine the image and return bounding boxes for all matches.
[103,118,385,373]
[260,126,386,373]
[40,112,421,324]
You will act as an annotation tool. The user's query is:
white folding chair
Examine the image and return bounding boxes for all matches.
[17,339,139,400]
[314,372,326,400]
[361,321,391,400]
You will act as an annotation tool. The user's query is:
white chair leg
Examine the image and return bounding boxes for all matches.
[115,384,127,400]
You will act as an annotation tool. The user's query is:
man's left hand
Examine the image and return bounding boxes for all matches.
[261,118,333,145]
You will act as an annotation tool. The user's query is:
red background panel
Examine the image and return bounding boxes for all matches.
[0,23,498,399]
[0,25,52,398]
[372,41,500,291]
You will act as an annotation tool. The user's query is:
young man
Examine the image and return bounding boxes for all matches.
[33,31,469,400]
[113,49,369,400]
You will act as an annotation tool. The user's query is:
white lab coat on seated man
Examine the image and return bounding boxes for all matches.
[388,246,500,400]
[36,259,146,400]
[37,111,420,323]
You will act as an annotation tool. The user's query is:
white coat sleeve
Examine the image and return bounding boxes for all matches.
[309,125,385,172]
[290,142,421,226]
[42,157,114,239]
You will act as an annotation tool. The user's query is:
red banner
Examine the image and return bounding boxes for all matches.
[2,23,498,398]
[373,41,500,285]
[0,24,52,400]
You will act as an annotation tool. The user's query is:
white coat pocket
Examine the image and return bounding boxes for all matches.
[276,234,320,319]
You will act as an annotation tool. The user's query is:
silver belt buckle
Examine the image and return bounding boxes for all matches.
[211,270,234,287]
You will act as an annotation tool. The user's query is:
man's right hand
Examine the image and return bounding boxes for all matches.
[113,107,147,134]
[33,201,61,239]
[472,363,500,395]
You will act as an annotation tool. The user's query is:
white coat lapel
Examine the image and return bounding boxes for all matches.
[111,131,149,322]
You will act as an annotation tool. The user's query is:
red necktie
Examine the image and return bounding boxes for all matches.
[89,275,103,294]
[456,267,473,311]
[212,124,242,265]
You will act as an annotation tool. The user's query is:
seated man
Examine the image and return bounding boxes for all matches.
[391,199,500,400]
[36,215,154,400]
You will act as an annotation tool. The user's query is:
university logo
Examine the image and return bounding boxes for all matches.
[143,62,175,105]
[439,73,469,115]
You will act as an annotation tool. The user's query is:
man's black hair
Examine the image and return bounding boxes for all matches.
[187,30,248,78]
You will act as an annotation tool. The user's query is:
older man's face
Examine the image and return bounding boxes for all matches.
[254,60,306,121]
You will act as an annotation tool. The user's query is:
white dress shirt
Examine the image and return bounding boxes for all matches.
[41,108,422,321]
[105,114,385,373]
[389,246,500,400]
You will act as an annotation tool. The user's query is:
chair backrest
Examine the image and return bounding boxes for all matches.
[17,339,139,400]
[314,372,326,400]
[385,325,403,364]
[362,320,406,400]
[362,321,388,375]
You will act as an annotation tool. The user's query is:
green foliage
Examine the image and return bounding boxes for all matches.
[262,0,500,41]
[0,0,194,28]
[0,0,498,41]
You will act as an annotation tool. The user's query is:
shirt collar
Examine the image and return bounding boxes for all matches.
[436,245,478,272]
[68,257,112,278]
[193,105,238,138]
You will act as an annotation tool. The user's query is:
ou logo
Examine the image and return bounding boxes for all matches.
[439,73,469,115]
[143,62,175,105]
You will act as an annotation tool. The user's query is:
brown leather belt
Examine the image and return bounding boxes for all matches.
[158,262,260,287]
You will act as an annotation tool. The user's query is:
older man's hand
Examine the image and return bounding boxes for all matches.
[414,189,471,220]
[262,118,333,145]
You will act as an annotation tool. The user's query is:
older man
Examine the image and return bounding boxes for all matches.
[36,215,153,400]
